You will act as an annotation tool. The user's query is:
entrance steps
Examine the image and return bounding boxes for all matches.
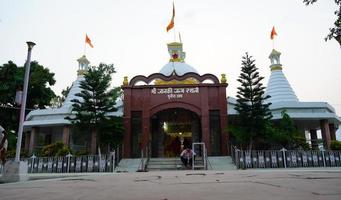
[115,158,141,173]
[147,158,183,171]
[147,157,205,171]
[147,156,236,171]
[115,156,236,172]
[207,156,236,170]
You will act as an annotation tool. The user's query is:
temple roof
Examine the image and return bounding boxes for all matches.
[265,70,299,103]
[228,48,341,127]
[23,55,123,129]
[159,62,198,76]
[265,49,299,103]
[159,42,199,76]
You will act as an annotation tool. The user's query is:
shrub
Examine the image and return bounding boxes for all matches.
[330,140,341,150]
[74,149,89,156]
[6,149,29,158]
[41,141,70,157]
[56,146,71,156]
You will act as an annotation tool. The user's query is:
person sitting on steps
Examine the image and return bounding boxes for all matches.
[180,146,196,169]
[0,125,8,165]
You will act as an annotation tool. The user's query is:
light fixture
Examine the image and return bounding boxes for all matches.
[15,41,35,162]
[27,41,36,50]
[163,122,168,131]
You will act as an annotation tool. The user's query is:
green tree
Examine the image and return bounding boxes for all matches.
[110,87,122,102]
[268,111,309,150]
[66,63,124,154]
[330,140,341,150]
[27,61,56,108]
[41,141,71,157]
[0,61,56,149]
[233,53,272,150]
[50,85,71,108]
[61,86,71,100]
[302,0,341,46]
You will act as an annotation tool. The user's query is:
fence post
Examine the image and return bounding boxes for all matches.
[204,143,207,170]
[112,150,116,172]
[235,148,240,169]
[31,154,36,173]
[280,148,287,168]
[116,146,120,167]
[321,149,326,167]
[66,152,72,173]
[141,149,144,171]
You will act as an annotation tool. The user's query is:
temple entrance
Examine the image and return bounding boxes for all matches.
[150,108,201,158]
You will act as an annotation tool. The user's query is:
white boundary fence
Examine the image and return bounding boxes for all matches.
[27,153,117,173]
[231,146,341,169]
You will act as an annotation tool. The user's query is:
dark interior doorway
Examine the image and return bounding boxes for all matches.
[150,108,201,157]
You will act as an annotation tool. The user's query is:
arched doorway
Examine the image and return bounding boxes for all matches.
[150,108,201,157]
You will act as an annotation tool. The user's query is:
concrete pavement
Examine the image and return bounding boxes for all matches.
[1,169,341,200]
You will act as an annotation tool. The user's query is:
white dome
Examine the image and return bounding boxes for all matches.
[159,62,198,76]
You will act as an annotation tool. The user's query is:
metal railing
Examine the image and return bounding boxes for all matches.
[0,146,123,174]
[138,141,151,172]
[231,146,341,169]
[192,142,208,170]
[26,152,118,173]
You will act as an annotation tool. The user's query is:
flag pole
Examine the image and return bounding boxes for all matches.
[173,1,176,42]
[84,39,87,56]
[272,39,274,49]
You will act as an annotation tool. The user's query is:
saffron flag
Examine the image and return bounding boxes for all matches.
[270,26,277,40]
[166,3,175,32]
[85,34,94,48]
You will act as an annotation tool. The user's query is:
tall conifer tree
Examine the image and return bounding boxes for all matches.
[66,63,123,154]
[234,53,272,150]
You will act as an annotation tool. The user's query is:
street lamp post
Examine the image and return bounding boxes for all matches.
[15,41,35,162]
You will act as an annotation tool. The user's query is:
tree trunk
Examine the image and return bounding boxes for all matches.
[91,130,97,154]
[248,138,253,151]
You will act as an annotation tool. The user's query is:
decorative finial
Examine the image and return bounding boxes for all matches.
[221,74,227,83]
[77,55,90,76]
[269,49,282,71]
[123,76,128,86]
[167,42,186,62]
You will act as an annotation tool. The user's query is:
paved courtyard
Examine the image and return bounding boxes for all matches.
[1,169,341,200]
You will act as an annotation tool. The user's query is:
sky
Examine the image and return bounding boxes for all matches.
[0,1,340,116]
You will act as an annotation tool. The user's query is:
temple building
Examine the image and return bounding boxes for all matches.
[22,41,341,157]
[22,55,123,154]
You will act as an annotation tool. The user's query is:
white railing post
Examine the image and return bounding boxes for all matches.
[280,148,287,168]
[66,152,72,173]
[192,143,195,170]
[31,154,36,173]
[235,149,240,169]
[204,143,207,170]
[112,150,116,172]
[141,149,144,171]
[322,149,326,167]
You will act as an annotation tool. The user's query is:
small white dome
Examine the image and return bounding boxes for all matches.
[159,62,198,76]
